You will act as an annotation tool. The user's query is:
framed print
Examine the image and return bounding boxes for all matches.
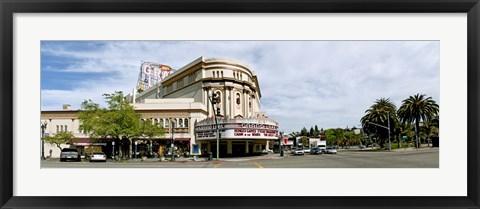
[1,0,479,209]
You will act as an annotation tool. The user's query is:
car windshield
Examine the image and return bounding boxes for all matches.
[62,149,77,152]
[92,152,104,155]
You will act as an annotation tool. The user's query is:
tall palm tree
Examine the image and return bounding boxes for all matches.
[360,98,397,148]
[397,94,439,148]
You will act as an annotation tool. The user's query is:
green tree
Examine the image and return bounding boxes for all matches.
[309,127,314,137]
[43,131,75,152]
[314,125,320,136]
[397,94,439,148]
[300,127,309,136]
[78,91,160,159]
[324,129,336,146]
[420,119,439,147]
[141,119,165,139]
[360,98,397,148]
[324,128,345,147]
[298,136,309,147]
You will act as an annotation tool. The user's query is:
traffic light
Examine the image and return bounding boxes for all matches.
[216,107,221,115]
[212,96,217,104]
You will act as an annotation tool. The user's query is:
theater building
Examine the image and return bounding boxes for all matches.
[41,57,279,158]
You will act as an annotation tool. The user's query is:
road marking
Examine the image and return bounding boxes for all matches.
[213,163,221,168]
[253,161,264,168]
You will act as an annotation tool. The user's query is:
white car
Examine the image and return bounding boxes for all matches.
[291,148,305,155]
[326,147,337,154]
[89,152,107,162]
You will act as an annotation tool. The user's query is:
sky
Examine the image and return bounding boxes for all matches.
[41,41,439,133]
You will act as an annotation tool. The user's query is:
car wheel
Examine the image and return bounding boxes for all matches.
[60,159,64,162]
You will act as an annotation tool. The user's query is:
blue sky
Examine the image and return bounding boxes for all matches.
[41,41,439,133]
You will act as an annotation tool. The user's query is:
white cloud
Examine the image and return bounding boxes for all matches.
[41,41,439,133]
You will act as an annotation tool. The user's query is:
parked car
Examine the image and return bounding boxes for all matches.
[303,147,311,153]
[60,148,81,162]
[310,147,322,155]
[357,144,366,149]
[165,148,180,158]
[326,147,338,154]
[89,152,107,162]
[291,148,305,155]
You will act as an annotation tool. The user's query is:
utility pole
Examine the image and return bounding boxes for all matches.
[208,91,220,160]
[366,115,391,151]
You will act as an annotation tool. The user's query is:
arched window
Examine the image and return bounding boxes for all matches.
[65,125,68,132]
[184,119,189,127]
[165,119,170,127]
[215,92,221,104]
[236,93,241,105]
[60,125,64,132]
[179,119,183,127]
[56,125,59,133]
[160,119,164,127]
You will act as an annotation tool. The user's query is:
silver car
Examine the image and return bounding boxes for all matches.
[60,148,81,162]
[326,147,337,154]
[89,152,107,162]
[291,148,305,155]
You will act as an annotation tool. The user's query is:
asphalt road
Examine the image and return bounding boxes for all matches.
[41,148,438,168]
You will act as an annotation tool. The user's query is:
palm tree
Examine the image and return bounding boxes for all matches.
[360,98,397,148]
[397,94,439,148]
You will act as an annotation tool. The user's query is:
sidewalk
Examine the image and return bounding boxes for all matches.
[133,153,285,163]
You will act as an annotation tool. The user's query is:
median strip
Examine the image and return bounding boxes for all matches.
[253,161,264,168]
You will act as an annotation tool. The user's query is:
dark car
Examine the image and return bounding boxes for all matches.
[310,147,323,155]
[60,148,81,162]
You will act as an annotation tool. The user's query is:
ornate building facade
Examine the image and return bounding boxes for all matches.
[41,57,279,158]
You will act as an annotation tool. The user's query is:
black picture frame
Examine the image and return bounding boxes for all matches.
[1,0,479,209]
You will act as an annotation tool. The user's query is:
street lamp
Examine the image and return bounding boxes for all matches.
[171,120,175,161]
[365,112,391,151]
[134,140,138,159]
[208,91,220,160]
[112,141,115,161]
[40,121,47,160]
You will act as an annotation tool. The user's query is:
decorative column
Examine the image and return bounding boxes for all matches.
[231,88,236,118]
[245,141,249,154]
[223,87,227,117]
[204,87,210,117]
[243,89,248,117]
